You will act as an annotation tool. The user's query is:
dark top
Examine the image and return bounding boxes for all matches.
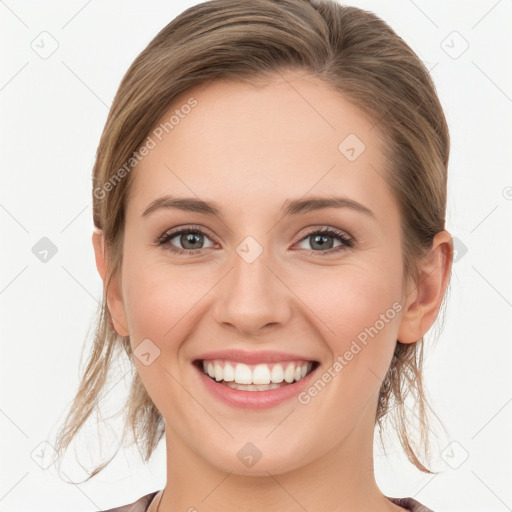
[98,490,435,511]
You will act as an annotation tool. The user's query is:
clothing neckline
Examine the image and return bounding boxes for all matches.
[146,490,429,511]
[146,489,163,512]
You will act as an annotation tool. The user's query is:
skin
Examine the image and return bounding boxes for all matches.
[93,70,453,512]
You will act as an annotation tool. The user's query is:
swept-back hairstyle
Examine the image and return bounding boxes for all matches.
[54,0,450,480]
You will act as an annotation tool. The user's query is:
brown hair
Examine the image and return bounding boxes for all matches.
[54,0,450,480]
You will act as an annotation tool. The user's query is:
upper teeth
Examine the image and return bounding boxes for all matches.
[202,360,313,385]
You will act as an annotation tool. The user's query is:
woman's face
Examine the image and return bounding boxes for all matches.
[105,71,419,475]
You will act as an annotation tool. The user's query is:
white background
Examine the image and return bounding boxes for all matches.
[1,1,511,511]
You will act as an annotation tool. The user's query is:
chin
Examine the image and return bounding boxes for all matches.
[200,438,313,477]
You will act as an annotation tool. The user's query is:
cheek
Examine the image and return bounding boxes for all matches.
[122,271,177,340]
[289,257,403,394]
[121,242,209,340]
[291,257,402,338]
[120,255,201,409]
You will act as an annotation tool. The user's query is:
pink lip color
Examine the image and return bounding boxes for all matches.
[195,364,318,410]
[194,349,316,365]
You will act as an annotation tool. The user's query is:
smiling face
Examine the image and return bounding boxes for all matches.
[102,70,419,477]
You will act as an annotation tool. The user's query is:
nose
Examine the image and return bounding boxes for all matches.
[212,246,293,336]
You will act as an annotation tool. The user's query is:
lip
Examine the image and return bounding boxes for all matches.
[194,349,318,365]
[193,355,320,410]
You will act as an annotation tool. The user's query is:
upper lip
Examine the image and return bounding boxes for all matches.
[194,349,318,365]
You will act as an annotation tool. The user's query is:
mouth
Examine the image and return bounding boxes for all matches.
[193,359,320,392]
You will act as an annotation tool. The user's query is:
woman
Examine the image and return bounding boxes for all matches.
[54,0,453,510]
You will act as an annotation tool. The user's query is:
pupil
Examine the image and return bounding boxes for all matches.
[311,234,333,250]
[182,233,202,249]
[179,233,335,251]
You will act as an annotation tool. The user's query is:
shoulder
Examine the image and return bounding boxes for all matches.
[97,490,160,512]
[388,496,436,512]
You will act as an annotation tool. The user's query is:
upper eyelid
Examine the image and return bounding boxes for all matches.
[159,225,353,248]
[159,225,218,243]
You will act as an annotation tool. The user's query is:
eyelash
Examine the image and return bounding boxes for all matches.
[156,225,355,256]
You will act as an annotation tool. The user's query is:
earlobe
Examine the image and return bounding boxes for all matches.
[91,228,130,337]
[397,230,454,344]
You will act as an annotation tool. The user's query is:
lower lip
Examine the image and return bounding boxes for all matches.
[196,364,318,410]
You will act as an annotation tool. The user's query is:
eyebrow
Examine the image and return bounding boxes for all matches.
[141,194,375,219]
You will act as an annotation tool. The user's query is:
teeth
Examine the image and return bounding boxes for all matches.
[253,364,271,384]
[206,361,215,379]
[284,363,295,383]
[223,362,235,382]
[214,362,223,382]
[202,360,313,386]
[234,363,252,384]
[270,364,284,383]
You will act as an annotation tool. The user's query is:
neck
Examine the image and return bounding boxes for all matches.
[158,404,402,512]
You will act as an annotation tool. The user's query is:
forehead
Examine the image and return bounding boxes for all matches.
[127,71,392,217]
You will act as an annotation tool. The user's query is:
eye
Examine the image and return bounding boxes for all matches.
[157,226,215,254]
[157,225,354,256]
[295,227,354,254]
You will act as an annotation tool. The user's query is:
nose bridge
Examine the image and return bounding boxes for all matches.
[213,236,291,333]
[233,241,272,296]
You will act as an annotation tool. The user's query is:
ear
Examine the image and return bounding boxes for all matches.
[397,230,453,344]
[92,228,129,337]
